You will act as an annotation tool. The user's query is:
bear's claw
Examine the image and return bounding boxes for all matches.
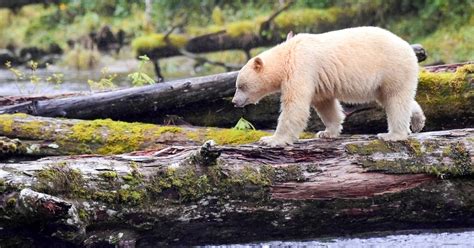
[259,135,291,147]
[316,130,339,139]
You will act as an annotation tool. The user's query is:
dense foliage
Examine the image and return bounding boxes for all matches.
[0,0,472,65]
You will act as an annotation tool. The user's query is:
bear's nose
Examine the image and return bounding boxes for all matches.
[232,98,244,108]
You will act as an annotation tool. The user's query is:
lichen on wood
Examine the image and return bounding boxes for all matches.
[0,129,473,246]
[0,114,271,156]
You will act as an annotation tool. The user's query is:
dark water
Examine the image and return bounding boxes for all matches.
[202,230,474,248]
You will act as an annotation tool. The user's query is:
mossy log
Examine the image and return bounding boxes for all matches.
[0,114,271,156]
[133,4,428,64]
[0,129,472,246]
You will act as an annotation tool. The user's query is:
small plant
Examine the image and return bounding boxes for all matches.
[128,55,156,86]
[87,67,117,91]
[233,117,256,131]
[5,61,64,95]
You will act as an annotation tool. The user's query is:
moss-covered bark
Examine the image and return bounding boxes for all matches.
[0,129,472,246]
[0,114,271,156]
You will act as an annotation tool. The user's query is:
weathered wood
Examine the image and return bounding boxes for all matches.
[0,129,472,246]
[0,114,271,156]
[0,71,238,119]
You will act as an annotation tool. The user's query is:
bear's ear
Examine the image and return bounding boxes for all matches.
[253,57,263,72]
[286,31,294,41]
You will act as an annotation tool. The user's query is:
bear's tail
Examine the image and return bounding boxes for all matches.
[410,101,426,133]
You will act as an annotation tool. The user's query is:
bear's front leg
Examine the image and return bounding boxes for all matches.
[259,84,312,147]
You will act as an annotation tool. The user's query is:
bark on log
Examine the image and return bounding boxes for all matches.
[0,129,472,246]
[0,114,272,156]
[0,71,238,119]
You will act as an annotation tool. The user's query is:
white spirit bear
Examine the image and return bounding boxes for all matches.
[232,27,425,146]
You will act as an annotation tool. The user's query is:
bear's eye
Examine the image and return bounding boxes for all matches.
[238,85,247,91]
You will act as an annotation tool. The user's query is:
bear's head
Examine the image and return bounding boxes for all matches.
[232,56,280,108]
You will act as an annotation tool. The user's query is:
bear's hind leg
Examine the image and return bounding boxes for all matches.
[313,98,345,138]
[410,100,426,133]
[377,92,412,141]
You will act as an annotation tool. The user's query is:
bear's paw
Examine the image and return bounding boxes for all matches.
[259,135,292,147]
[316,130,340,139]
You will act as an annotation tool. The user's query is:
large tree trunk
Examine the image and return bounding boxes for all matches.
[0,128,472,246]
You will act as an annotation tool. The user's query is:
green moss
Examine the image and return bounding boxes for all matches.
[132,33,188,54]
[227,20,260,37]
[35,163,86,197]
[0,115,14,134]
[234,166,273,186]
[149,167,211,201]
[78,208,89,222]
[65,119,160,155]
[122,163,143,186]
[404,139,423,157]
[346,140,393,155]
[117,189,145,205]
[155,126,183,135]
[275,7,342,33]
[299,132,315,139]
[20,121,43,137]
[447,142,472,176]
[417,65,473,114]
[186,131,201,141]
[6,198,16,208]
[274,165,306,182]
[99,171,118,180]
[205,128,269,145]
[361,141,472,178]
[92,191,116,203]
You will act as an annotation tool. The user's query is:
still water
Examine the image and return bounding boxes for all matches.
[0,61,136,96]
[203,230,474,248]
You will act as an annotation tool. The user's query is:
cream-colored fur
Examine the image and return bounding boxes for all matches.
[232,26,425,146]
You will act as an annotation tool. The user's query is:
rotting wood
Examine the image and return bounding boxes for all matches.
[0,128,472,246]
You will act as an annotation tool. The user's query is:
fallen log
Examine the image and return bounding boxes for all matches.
[0,71,238,119]
[0,129,472,246]
[0,114,271,156]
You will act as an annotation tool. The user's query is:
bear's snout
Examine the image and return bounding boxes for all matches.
[232,93,248,108]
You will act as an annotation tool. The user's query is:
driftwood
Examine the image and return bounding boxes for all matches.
[0,128,472,246]
[0,71,238,119]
